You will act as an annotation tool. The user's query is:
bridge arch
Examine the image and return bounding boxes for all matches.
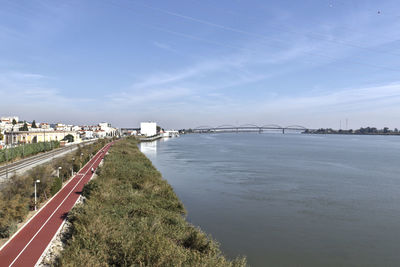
[284,125,308,130]
[194,126,214,130]
[261,124,283,129]
[193,126,215,133]
[215,124,238,129]
[238,124,260,128]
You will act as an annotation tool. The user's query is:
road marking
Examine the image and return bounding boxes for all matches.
[8,145,108,266]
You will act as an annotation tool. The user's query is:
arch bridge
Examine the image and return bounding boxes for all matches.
[190,124,314,134]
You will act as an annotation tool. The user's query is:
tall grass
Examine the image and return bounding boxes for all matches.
[58,137,246,266]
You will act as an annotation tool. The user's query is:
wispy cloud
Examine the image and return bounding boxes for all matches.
[265,82,400,112]
[152,41,179,54]
[108,86,192,106]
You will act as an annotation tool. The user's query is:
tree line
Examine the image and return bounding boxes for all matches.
[304,127,400,135]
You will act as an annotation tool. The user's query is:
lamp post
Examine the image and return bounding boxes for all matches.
[57,166,62,177]
[34,179,40,211]
[22,138,25,158]
[5,146,8,179]
[57,166,63,186]
[71,157,75,176]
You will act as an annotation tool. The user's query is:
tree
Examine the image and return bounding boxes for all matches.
[62,134,74,143]
[19,122,28,131]
[32,120,37,128]
[0,132,3,141]
[12,119,17,125]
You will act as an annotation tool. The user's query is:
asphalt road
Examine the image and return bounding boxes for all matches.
[0,141,113,267]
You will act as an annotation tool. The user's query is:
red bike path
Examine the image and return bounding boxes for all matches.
[0,141,113,267]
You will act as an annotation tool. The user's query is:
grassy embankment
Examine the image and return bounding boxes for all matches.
[58,137,246,266]
[0,139,109,239]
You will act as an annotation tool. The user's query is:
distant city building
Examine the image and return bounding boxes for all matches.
[39,123,51,129]
[55,123,73,131]
[0,116,118,148]
[162,130,179,138]
[140,122,157,136]
[4,130,80,145]
[121,128,139,136]
[0,116,19,123]
[94,129,107,138]
[71,125,82,132]
[98,122,117,137]
[82,130,94,139]
[99,122,111,129]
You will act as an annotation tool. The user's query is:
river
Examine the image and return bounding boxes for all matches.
[139,133,400,266]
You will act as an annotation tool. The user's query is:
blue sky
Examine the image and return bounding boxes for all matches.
[1,0,400,129]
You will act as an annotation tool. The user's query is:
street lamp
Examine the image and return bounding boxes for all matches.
[71,157,75,176]
[57,166,62,178]
[34,180,40,211]
[5,146,8,180]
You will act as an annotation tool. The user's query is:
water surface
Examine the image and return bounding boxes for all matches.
[140,133,400,266]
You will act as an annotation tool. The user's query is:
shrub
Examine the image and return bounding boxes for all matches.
[51,177,62,195]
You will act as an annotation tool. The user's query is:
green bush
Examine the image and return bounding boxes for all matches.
[81,180,99,199]
[50,177,62,195]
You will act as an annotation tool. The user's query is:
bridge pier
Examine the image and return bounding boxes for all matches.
[282,128,285,134]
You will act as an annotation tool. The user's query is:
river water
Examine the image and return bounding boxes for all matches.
[139,133,400,266]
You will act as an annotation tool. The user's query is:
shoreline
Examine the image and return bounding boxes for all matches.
[306,132,400,136]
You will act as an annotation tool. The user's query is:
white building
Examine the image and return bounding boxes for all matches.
[71,125,82,132]
[162,130,179,138]
[1,116,19,124]
[40,123,51,129]
[55,123,73,131]
[83,130,94,139]
[98,122,117,137]
[140,122,157,136]
[94,130,107,138]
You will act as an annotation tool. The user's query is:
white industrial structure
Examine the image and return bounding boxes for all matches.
[140,122,157,137]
